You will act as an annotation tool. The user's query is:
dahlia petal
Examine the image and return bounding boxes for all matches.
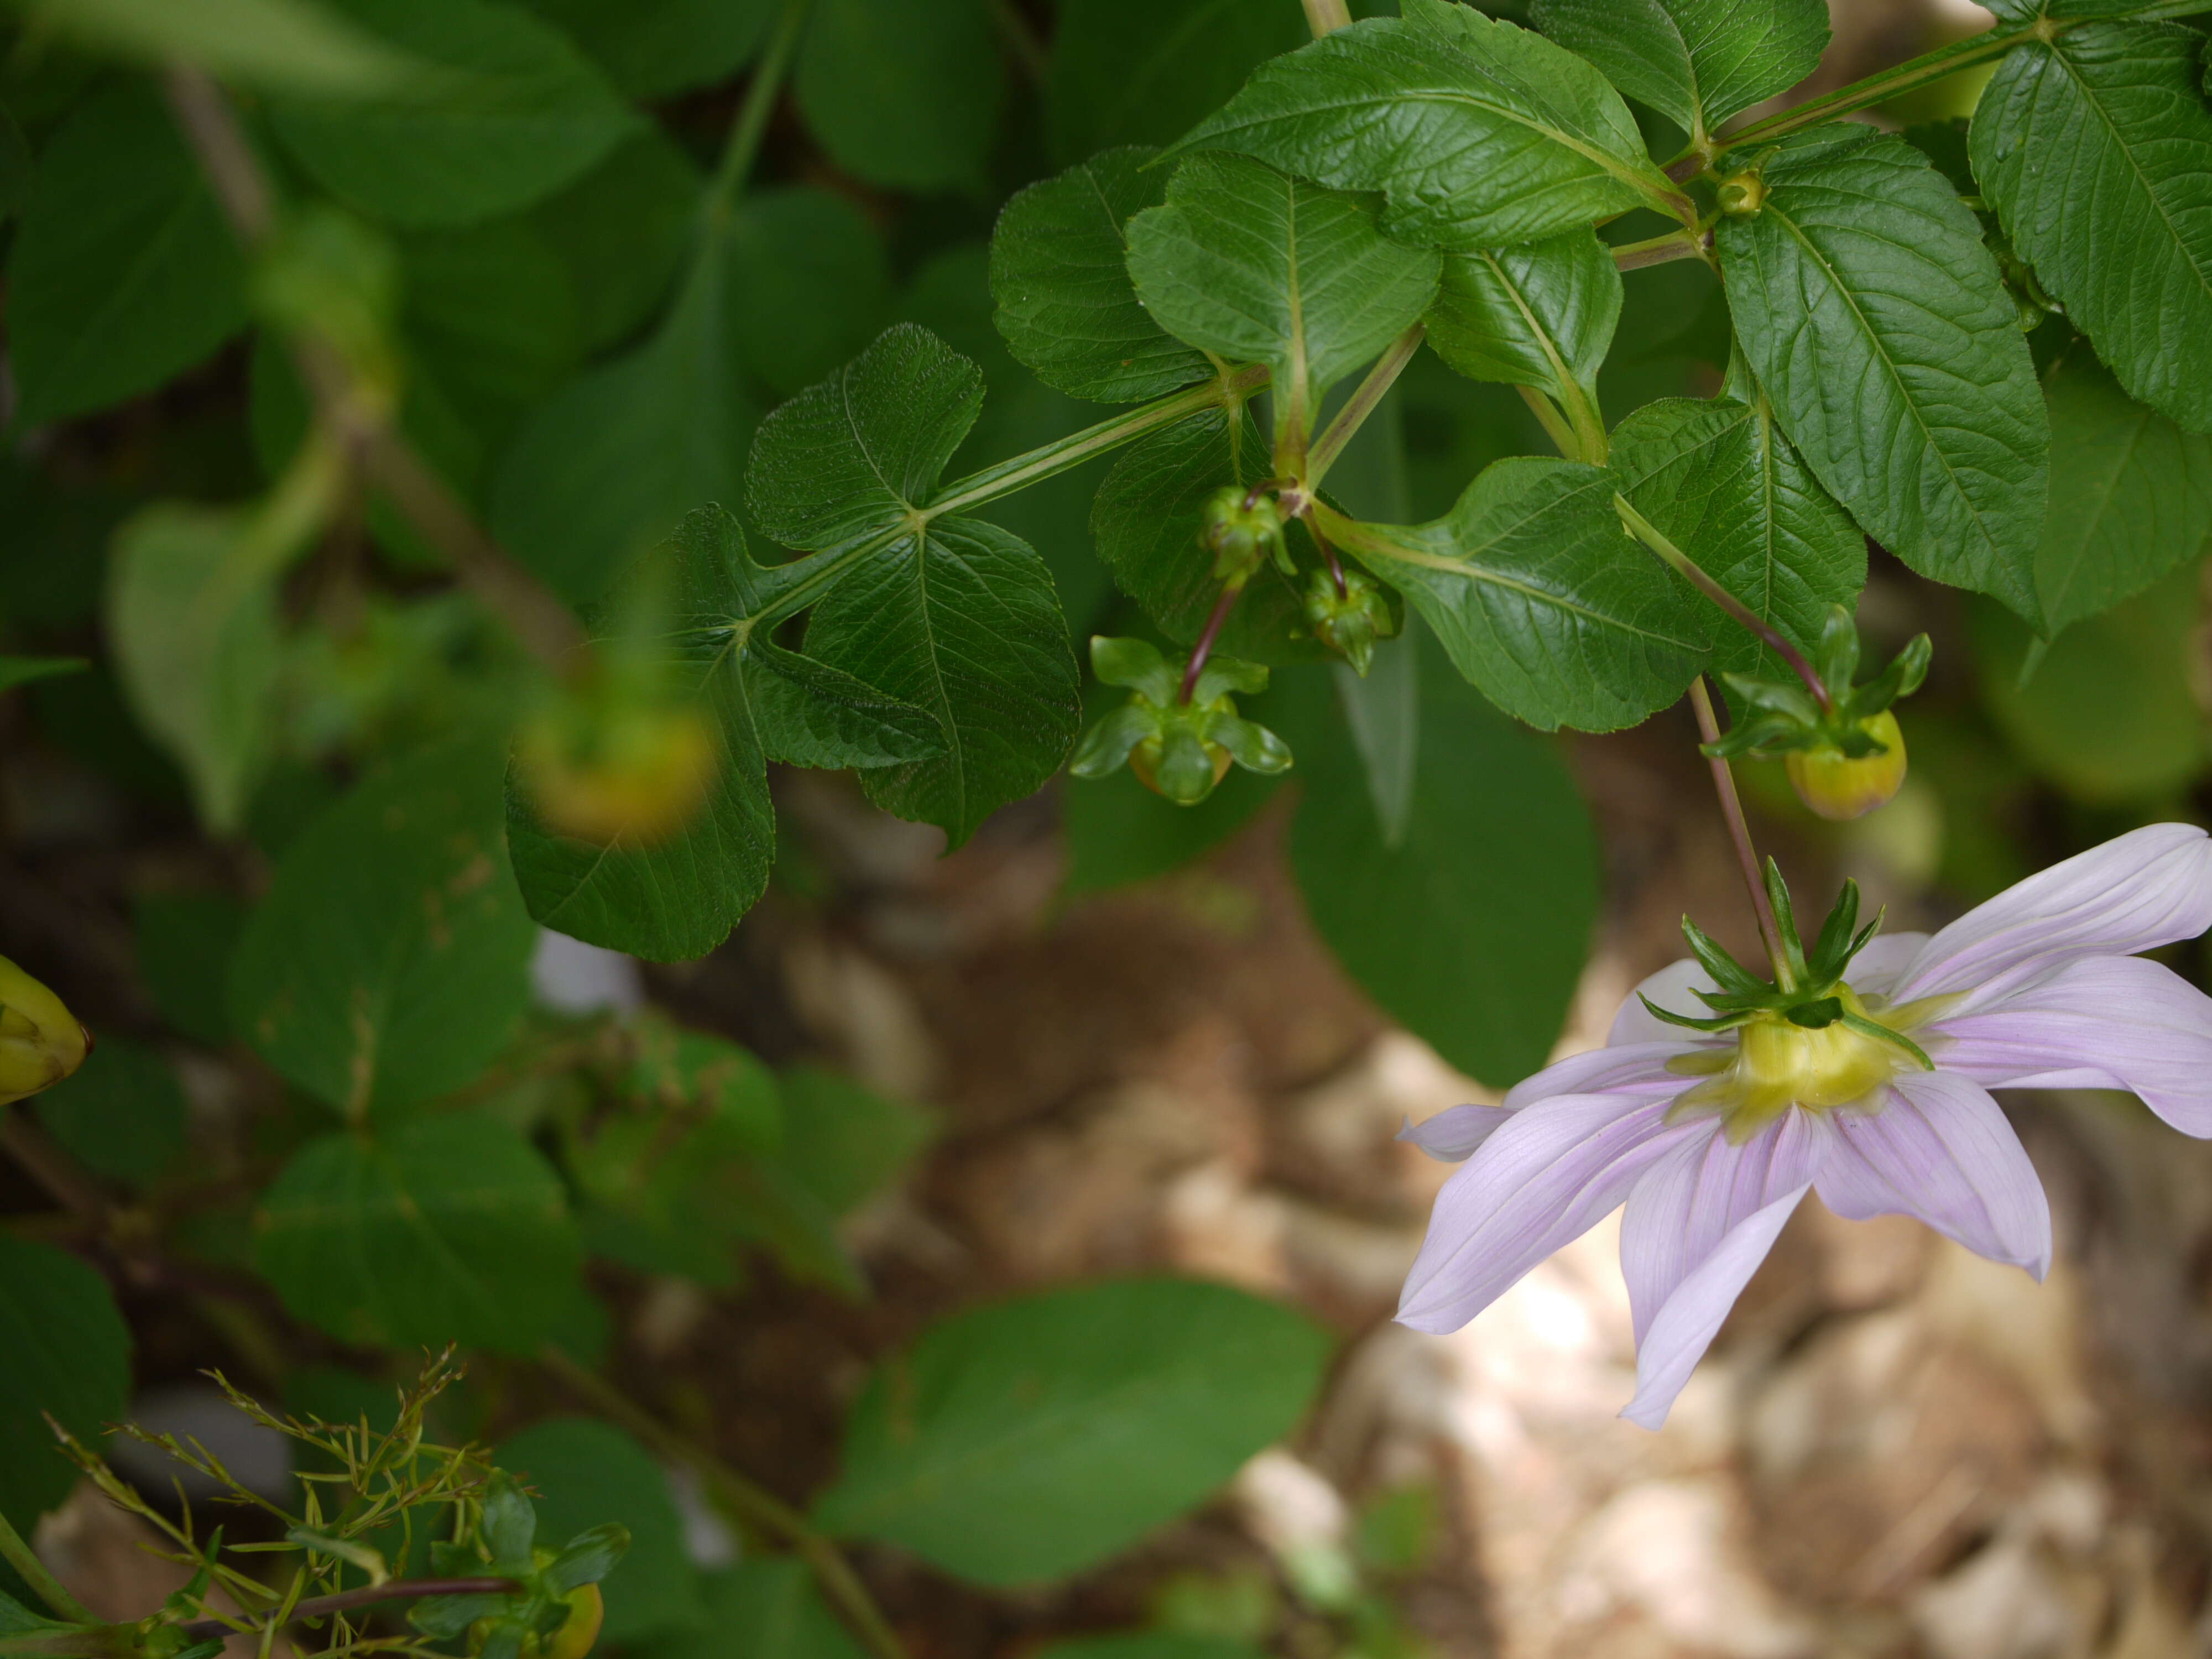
[1814,1070,2052,1277]
[1501,1040,1704,1112]
[1843,930,1929,999]
[1396,1093,1694,1334]
[1397,1105,1515,1162]
[1620,1187,1807,1430]
[1619,1107,1831,1344]
[1608,958,1718,1045]
[1889,823,2212,1006]
[1928,954,2212,1136]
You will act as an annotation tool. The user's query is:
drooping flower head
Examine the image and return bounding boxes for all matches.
[1397,823,2212,1428]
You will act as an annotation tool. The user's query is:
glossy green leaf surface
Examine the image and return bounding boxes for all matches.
[1287,645,1597,1088]
[1126,153,1439,437]
[1972,21,2212,434]
[1719,127,2049,623]
[1340,456,1708,732]
[1426,228,1620,409]
[1171,0,1671,251]
[795,0,1004,194]
[256,1113,584,1354]
[1610,395,1865,676]
[8,84,247,425]
[1046,0,1306,161]
[231,735,536,1115]
[508,507,937,962]
[1529,0,1828,135]
[990,148,1213,405]
[2033,348,2212,638]
[0,1238,130,1527]
[747,325,1082,845]
[498,1418,701,1642]
[267,0,638,228]
[814,1277,1331,1585]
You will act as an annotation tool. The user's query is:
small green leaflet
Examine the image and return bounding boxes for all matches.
[516,0,774,99]
[795,0,1004,195]
[11,0,414,92]
[1425,228,1619,433]
[1170,0,1673,251]
[0,1237,131,1526]
[1090,406,1316,662]
[662,1563,864,1659]
[1329,456,1707,732]
[1718,127,2049,624]
[255,1113,584,1355]
[724,187,892,402]
[8,83,248,426]
[990,147,1214,405]
[498,1419,702,1642]
[1285,649,1597,1087]
[1610,395,1865,677]
[813,1277,1331,1585]
[1046,0,1307,162]
[529,129,703,356]
[2032,349,2212,638]
[1126,153,1439,448]
[508,507,941,963]
[746,325,1083,846]
[267,0,638,229]
[230,734,538,1116]
[1973,22,2212,435]
[1529,0,1829,139]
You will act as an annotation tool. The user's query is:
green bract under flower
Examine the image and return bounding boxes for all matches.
[1644,865,1950,1142]
[1069,636,1292,806]
[1302,566,1399,677]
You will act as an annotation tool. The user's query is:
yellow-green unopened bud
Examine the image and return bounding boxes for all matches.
[1717,172,1766,216]
[0,954,91,1106]
[1787,708,1906,821]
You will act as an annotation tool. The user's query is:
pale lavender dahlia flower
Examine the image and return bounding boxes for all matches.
[1397,822,2212,1429]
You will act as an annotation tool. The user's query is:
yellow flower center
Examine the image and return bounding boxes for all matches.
[1663,985,1955,1144]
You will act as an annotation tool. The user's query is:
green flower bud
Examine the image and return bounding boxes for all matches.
[1198,486,1286,587]
[1301,567,1399,677]
[1068,636,1294,805]
[1717,171,1766,216]
[1786,708,1908,821]
[0,953,91,1107]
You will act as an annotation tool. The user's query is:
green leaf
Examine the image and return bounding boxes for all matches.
[106,503,284,831]
[515,0,774,98]
[747,325,1082,845]
[2032,349,2212,638]
[0,1237,130,1526]
[13,0,413,92]
[1426,228,1619,418]
[794,0,1004,194]
[990,148,1214,405]
[1609,395,1865,677]
[267,0,638,229]
[1718,126,2049,623]
[1334,639,1418,851]
[1061,749,1279,894]
[1337,456,1708,732]
[34,1036,189,1186]
[507,507,938,961]
[136,892,248,1046]
[229,734,537,1115]
[813,1277,1331,1585]
[1286,648,1597,1086]
[1090,407,1314,662]
[0,657,87,694]
[663,1563,864,1659]
[0,1589,67,1637]
[8,83,247,425]
[399,217,583,440]
[492,242,758,605]
[771,1064,933,1214]
[1972,21,2212,434]
[497,1419,700,1643]
[1170,1,1672,252]
[1126,153,1439,442]
[725,187,892,402]
[1528,0,1829,137]
[528,129,702,356]
[255,1112,584,1354]
[1046,0,1305,162]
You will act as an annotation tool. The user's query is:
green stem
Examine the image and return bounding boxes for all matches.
[0,1506,92,1625]
[540,1352,906,1659]
[708,0,812,217]
[1301,0,1353,35]
[1307,324,1423,486]
[988,0,1048,79]
[179,1579,520,1642]
[1688,676,1793,987]
[1614,495,1830,712]
[1718,25,2033,151]
[1516,385,1583,464]
[1613,229,1709,272]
